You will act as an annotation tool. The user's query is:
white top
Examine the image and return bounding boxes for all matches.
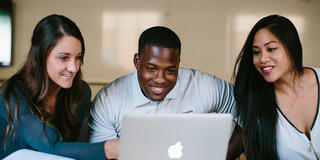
[276,67,320,160]
[89,68,236,143]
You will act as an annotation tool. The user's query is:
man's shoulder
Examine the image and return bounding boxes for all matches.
[178,68,231,89]
[96,72,136,98]
[178,68,217,80]
[91,72,137,115]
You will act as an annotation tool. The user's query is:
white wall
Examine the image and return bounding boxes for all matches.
[1,0,319,97]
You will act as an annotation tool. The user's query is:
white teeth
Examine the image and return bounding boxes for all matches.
[63,74,72,77]
[151,87,165,94]
[153,87,163,91]
[263,67,272,71]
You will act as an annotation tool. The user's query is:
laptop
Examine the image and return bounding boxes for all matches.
[119,113,234,160]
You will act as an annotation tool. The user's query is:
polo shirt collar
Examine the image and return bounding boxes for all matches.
[165,74,180,99]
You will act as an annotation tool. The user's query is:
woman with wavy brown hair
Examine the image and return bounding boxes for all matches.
[0,14,108,159]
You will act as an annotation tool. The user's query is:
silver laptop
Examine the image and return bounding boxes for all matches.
[119,113,234,160]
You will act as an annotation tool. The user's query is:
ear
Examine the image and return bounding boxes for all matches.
[133,53,140,69]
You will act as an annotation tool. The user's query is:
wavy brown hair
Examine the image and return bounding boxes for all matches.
[2,14,85,148]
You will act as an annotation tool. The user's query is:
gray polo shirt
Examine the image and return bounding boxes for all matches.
[89,68,236,143]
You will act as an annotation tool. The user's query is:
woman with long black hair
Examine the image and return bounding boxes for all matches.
[230,15,320,159]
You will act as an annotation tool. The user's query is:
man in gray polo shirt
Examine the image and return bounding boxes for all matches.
[89,26,236,159]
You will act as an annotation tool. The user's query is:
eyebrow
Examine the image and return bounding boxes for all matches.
[167,66,178,69]
[56,52,82,56]
[264,41,277,46]
[146,63,157,66]
[252,41,278,48]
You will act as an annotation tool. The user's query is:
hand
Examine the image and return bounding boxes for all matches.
[104,138,120,160]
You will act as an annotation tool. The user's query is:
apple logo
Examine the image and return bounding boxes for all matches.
[168,141,183,159]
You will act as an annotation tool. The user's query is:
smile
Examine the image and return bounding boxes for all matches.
[261,66,274,74]
[151,86,166,94]
[63,74,72,78]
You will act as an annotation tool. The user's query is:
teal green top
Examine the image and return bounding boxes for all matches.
[0,81,105,160]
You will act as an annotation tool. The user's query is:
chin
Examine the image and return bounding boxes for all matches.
[149,95,165,101]
[263,77,277,83]
[61,83,73,89]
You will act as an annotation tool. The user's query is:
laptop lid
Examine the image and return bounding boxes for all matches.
[119,113,234,160]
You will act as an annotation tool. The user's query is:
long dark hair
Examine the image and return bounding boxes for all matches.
[232,15,303,160]
[1,14,85,148]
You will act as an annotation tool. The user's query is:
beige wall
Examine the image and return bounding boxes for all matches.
[0,0,319,99]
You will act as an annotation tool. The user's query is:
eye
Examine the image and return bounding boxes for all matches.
[76,55,82,60]
[58,56,68,60]
[146,66,156,71]
[166,68,177,74]
[252,50,260,55]
[267,47,277,52]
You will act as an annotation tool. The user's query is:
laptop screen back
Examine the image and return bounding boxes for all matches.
[119,113,234,160]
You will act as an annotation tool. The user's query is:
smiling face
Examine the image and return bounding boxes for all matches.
[134,45,180,101]
[46,36,82,89]
[252,28,293,83]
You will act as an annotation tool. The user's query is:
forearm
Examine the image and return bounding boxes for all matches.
[17,113,106,160]
[104,138,119,160]
[226,124,243,160]
[53,141,106,160]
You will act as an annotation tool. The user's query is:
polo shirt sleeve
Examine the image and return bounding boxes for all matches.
[89,86,119,143]
[208,76,237,117]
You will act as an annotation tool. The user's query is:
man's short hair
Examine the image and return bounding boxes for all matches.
[138,26,181,56]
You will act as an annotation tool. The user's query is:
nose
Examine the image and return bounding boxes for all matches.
[154,70,166,84]
[260,51,270,63]
[67,59,79,72]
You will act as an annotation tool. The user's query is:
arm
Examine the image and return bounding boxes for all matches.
[104,138,119,159]
[18,113,106,160]
[1,88,106,160]
[89,87,120,159]
[210,76,237,115]
[226,124,244,160]
[89,88,119,142]
[211,78,243,159]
